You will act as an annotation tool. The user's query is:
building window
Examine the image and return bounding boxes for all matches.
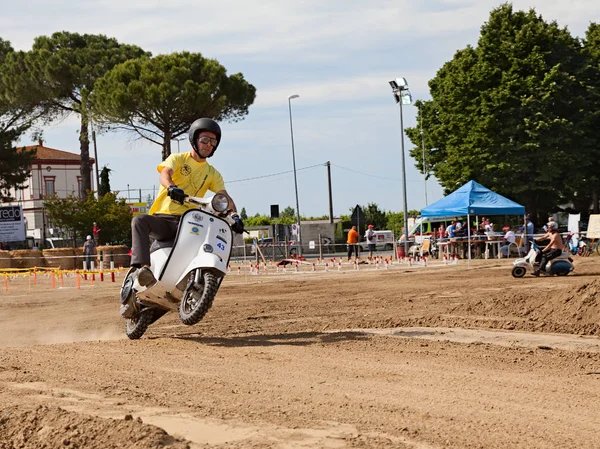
[44,177,56,196]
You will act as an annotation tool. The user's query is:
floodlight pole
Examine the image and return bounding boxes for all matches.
[398,98,410,257]
[288,94,302,257]
[389,79,411,257]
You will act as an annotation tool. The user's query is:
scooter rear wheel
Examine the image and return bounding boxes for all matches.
[125,308,154,340]
[511,266,526,278]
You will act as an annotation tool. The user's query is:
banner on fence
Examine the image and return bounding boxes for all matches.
[0,205,25,242]
[587,214,600,239]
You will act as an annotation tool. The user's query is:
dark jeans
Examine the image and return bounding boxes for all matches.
[131,214,181,266]
[537,248,563,273]
[347,244,359,260]
[84,255,93,270]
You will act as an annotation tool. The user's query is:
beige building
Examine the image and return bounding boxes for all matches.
[6,142,95,245]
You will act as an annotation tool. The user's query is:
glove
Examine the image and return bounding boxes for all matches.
[167,186,186,204]
[231,215,245,234]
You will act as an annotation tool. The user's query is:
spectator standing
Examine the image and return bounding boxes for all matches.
[446,220,458,257]
[365,224,376,260]
[83,235,96,270]
[522,215,535,250]
[347,226,360,261]
[437,224,446,240]
[92,222,101,245]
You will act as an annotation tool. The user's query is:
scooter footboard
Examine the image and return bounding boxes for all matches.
[136,280,181,312]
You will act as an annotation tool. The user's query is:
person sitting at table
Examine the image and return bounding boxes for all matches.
[499,226,517,258]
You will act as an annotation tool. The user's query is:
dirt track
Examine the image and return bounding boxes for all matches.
[1,257,600,448]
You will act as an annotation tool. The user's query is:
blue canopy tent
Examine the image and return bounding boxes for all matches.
[421,180,525,217]
[420,181,525,263]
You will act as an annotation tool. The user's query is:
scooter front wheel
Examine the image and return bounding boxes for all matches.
[179,270,220,325]
[511,266,527,278]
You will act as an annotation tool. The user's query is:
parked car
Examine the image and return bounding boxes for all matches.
[45,238,73,249]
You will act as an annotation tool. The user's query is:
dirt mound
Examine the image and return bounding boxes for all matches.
[0,405,190,449]
[445,278,600,335]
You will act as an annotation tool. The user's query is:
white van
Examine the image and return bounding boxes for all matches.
[360,230,395,251]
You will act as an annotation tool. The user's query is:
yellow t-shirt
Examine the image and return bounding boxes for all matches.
[149,153,226,216]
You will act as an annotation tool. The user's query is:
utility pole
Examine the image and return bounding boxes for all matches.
[326,161,334,223]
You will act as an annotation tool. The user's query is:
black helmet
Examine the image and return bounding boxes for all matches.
[188,118,222,158]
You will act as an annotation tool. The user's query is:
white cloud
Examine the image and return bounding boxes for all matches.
[5,1,598,57]
[253,70,433,108]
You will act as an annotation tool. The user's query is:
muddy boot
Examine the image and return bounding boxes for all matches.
[137,266,157,288]
[120,267,139,319]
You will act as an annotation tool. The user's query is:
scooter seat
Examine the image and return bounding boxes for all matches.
[150,239,175,253]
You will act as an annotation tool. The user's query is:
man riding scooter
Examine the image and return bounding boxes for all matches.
[534,221,564,276]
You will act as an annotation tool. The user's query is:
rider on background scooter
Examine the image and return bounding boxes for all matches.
[127,118,244,300]
[533,221,564,276]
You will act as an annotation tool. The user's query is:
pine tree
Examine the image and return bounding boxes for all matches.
[0,128,36,201]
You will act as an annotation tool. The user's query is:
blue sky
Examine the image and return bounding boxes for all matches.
[3,0,599,217]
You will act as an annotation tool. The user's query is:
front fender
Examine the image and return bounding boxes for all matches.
[177,253,227,286]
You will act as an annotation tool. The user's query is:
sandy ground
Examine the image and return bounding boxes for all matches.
[1,257,600,448]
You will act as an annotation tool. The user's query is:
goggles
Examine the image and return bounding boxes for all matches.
[197,136,218,146]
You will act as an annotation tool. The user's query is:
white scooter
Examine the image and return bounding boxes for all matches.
[511,240,574,278]
[120,193,238,339]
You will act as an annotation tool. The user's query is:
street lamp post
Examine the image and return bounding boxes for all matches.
[388,78,412,257]
[171,137,184,153]
[288,94,303,256]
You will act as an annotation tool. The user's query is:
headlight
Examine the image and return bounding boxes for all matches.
[211,193,229,213]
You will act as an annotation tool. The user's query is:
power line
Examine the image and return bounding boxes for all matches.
[331,163,426,183]
[228,163,324,184]
[112,160,427,194]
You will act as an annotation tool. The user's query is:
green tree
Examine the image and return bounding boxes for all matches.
[360,202,387,230]
[277,206,297,225]
[578,22,600,214]
[245,215,272,226]
[6,32,148,198]
[98,165,112,196]
[0,131,36,201]
[44,192,133,246]
[239,207,248,220]
[405,4,591,221]
[0,37,44,201]
[91,52,256,160]
[385,210,420,238]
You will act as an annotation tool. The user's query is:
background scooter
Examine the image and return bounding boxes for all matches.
[511,240,574,278]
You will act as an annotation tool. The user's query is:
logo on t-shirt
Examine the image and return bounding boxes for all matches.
[180,165,192,176]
